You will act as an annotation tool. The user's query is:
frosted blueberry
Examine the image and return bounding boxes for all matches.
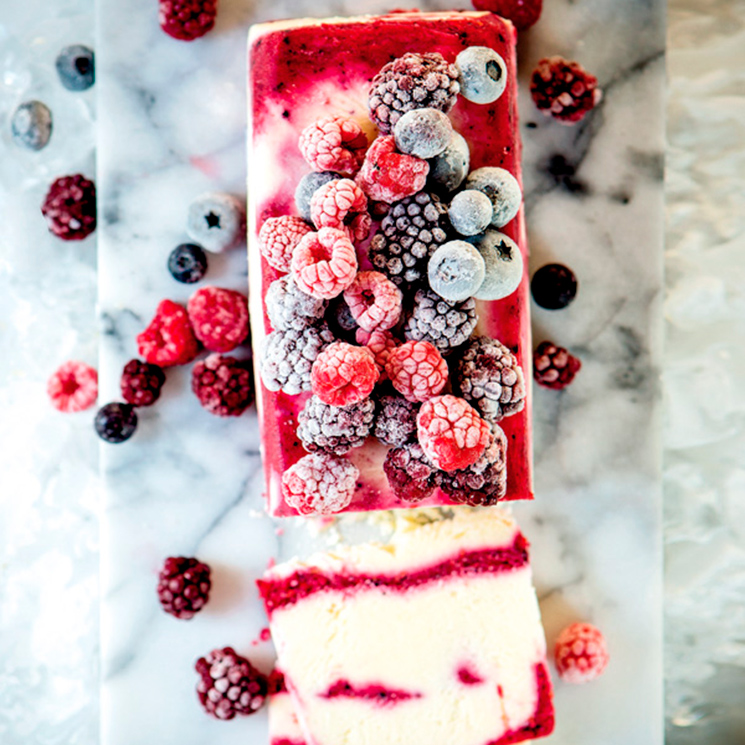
[393,108,453,159]
[295,171,341,221]
[456,47,508,105]
[467,230,523,301]
[187,192,245,253]
[428,240,486,303]
[55,44,95,91]
[11,101,52,151]
[465,167,522,228]
[428,132,470,194]
[448,190,493,236]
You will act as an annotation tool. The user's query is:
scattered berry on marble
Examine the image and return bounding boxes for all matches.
[55,44,95,91]
[374,392,420,447]
[47,360,98,413]
[467,229,523,301]
[471,0,543,30]
[137,299,200,367]
[94,402,138,443]
[297,395,375,455]
[343,271,402,333]
[385,340,448,404]
[310,342,379,407]
[120,359,166,407]
[355,136,430,204]
[393,108,453,160]
[282,452,359,515]
[159,0,218,41]
[456,47,508,105]
[531,262,578,309]
[309,178,371,243]
[291,227,358,300]
[427,131,470,194]
[11,101,52,151]
[465,167,522,228]
[355,328,399,377]
[403,288,478,356]
[298,116,368,176]
[383,441,440,503]
[266,275,328,332]
[259,215,313,273]
[195,647,268,720]
[187,192,244,253]
[326,295,359,341]
[530,56,602,124]
[192,354,253,416]
[157,556,211,619]
[533,341,581,389]
[187,286,249,353]
[428,240,486,303]
[295,171,342,221]
[41,174,96,241]
[167,243,208,284]
[448,190,493,236]
[554,622,609,683]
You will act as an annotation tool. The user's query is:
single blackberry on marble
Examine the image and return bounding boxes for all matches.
[374,392,419,447]
[297,395,375,455]
[403,288,477,355]
[120,359,166,407]
[157,556,211,619]
[266,275,328,332]
[384,442,440,503]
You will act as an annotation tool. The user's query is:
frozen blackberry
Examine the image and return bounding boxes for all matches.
[192,354,253,417]
[266,275,328,332]
[297,395,375,455]
[167,243,208,284]
[384,442,440,503]
[120,359,166,407]
[94,402,137,443]
[295,171,341,221]
[369,191,449,288]
[374,393,419,447]
[11,101,52,151]
[157,556,211,619]
[55,44,95,91]
[403,288,477,355]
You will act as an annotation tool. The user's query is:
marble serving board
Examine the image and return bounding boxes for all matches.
[97,0,664,744]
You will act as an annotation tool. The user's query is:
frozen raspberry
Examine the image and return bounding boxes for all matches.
[311,342,379,407]
[369,52,460,134]
[291,227,358,300]
[47,360,98,413]
[295,171,342,221]
[384,442,439,503]
[137,299,200,367]
[297,395,375,455]
[554,622,609,683]
[427,240,486,303]
[309,179,371,243]
[159,0,217,41]
[41,174,96,241]
[355,328,399,377]
[374,392,419,447]
[417,394,490,472]
[120,359,166,407]
[403,288,477,355]
[187,286,249,354]
[530,56,602,124]
[299,116,368,177]
[385,340,448,404]
[456,46,508,105]
[531,263,578,310]
[282,453,359,515]
[94,402,138,443]
[266,275,328,332]
[393,108,453,159]
[355,136,429,204]
[343,271,402,333]
[471,0,543,31]
[195,647,268,720]
[157,556,211,619]
[456,336,526,422]
[259,216,313,273]
[192,354,253,416]
[533,341,581,390]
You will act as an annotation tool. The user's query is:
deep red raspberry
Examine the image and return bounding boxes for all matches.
[282,452,359,515]
[310,178,371,243]
[137,299,200,367]
[41,174,96,240]
[384,442,439,502]
[311,342,379,407]
[530,56,602,124]
[47,360,98,413]
[299,116,368,176]
[291,227,358,300]
[554,622,609,684]
[120,359,166,407]
[343,271,402,333]
[533,341,581,389]
[385,341,448,403]
[355,328,399,378]
[259,216,313,273]
[192,354,253,416]
[417,394,490,472]
[157,556,211,619]
[158,0,217,41]
[187,286,249,353]
[355,136,429,204]
[471,0,543,31]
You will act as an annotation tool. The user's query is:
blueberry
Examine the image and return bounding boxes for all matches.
[393,108,453,159]
[168,243,208,284]
[55,44,95,91]
[456,47,508,105]
[531,263,578,309]
[467,230,524,301]
[465,167,522,228]
[428,240,486,303]
[448,190,493,236]
[428,132,470,194]
[295,171,341,221]
[95,402,138,443]
[186,192,245,253]
[11,100,52,151]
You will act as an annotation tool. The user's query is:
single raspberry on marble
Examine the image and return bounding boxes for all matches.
[265,275,328,332]
[137,299,200,367]
[403,288,478,356]
[187,286,249,354]
[554,622,609,684]
[282,452,359,515]
[533,341,581,390]
[41,174,96,240]
[120,359,166,407]
[157,556,211,620]
[291,228,358,300]
[192,354,253,416]
[384,442,440,503]
[297,395,375,455]
[385,340,448,404]
[310,179,371,243]
[355,136,430,204]
[374,392,419,447]
[259,216,313,273]
[47,360,98,413]
[355,328,399,378]
[343,271,402,333]
[311,342,379,407]
[299,116,368,176]
[471,0,543,30]
[159,0,217,41]
[530,56,602,124]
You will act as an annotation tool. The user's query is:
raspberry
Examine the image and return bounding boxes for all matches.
[455,46,508,105]
[403,288,477,355]
[47,361,98,413]
[195,647,268,720]
[369,52,460,134]
[187,286,249,353]
[383,442,439,502]
[11,101,52,151]
[41,174,96,241]
[531,263,578,310]
[297,395,375,455]
[137,299,200,367]
[291,227,358,300]
[472,0,543,31]
[157,556,211,619]
[310,342,379,407]
[465,167,522,229]
[417,394,490,472]
[299,116,368,176]
[554,622,609,684]
[192,354,253,416]
[427,240,486,303]
[456,336,526,422]
[355,136,429,204]
[343,271,402,333]
[355,328,399,377]
[393,108,453,159]
[259,216,314,273]
[295,171,342,221]
[120,359,166,407]
[266,275,328,332]
[159,0,217,41]
[94,402,138,443]
[309,179,371,243]
[282,453,359,515]
[55,44,94,91]
[530,56,602,125]
[385,340,448,404]
[533,341,581,390]
[374,392,419,447]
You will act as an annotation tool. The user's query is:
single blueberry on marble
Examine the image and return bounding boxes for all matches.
[456,47,508,105]
[167,243,207,284]
[393,108,453,160]
[11,101,52,150]
[467,229,523,301]
[465,167,522,228]
[531,263,578,309]
[295,171,341,221]
[428,240,486,303]
[55,44,95,91]
[448,190,493,236]
[428,132,470,194]
[186,192,245,253]
[94,402,137,443]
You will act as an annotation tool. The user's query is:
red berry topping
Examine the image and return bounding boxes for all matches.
[291,227,358,300]
[471,0,543,31]
[187,286,249,353]
[157,556,211,619]
[385,340,448,403]
[311,341,379,407]
[343,271,402,333]
[120,359,166,407]
[41,174,96,241]
[384,442,439,502]
[195,647,268,719]
[355,328,399,378]
[158,0,217,41]
[417,394,490,472]
[47,360,98,413]
[282,452,359,515]
[533,341,581,389]
[355,136,429,204]
[530,56,602,124]
[554,622,609,684]
[137,299,200,367]
[259,216,313,273]
[299,116,368,176]
[310,178,371,243]
[192,354,253,416]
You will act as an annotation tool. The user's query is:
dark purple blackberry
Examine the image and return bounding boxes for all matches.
[120,359,166,407]
[297,395,375,455]
[531,263,578,310]
[384,442,440,503]
[157,556,211,619]
[374,393,419,447]
[266,275,328,332]
[403,288,477,355]
[168,243,207,284]
[94,402,137,443]
[192,354,253,417]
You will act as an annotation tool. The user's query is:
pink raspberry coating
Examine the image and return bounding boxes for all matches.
[310,178,371,243]
[530,56,602,124]
[41,174,96,241]
[291,227,358,300]
[137,299,200,367]
[187,286,249,353]
[299,116,368,176]
[343,271,402,333]
[192,354,253,416]
[282,452,359,515]
[355,136,429,204]
[311,341,379,407]
[471,0,543,31]
[385,341,448,404]
[355,328,399,378]
[158,0,217,41]
[47,360,98,413]
[554,622,609,683]
[157,556,211,619]
[417,394,490,472]
[259,216,313,273]
[533,340,581,389]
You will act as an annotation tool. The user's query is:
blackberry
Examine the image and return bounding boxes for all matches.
[55,44,94,91]
[120,359,166,407]
[531,263,578,310]
[373,393,419,447]
[266,275,328,332]
[297,395,375,455]
[403,288,477,355]
[295,171,341,221]
[167,243,207,284]
[157,556,211,619]
[384,442,440,503]
[11,101,53,151]
[533,341,581,389]
[192,354,253,417]
[94,402,137,443]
